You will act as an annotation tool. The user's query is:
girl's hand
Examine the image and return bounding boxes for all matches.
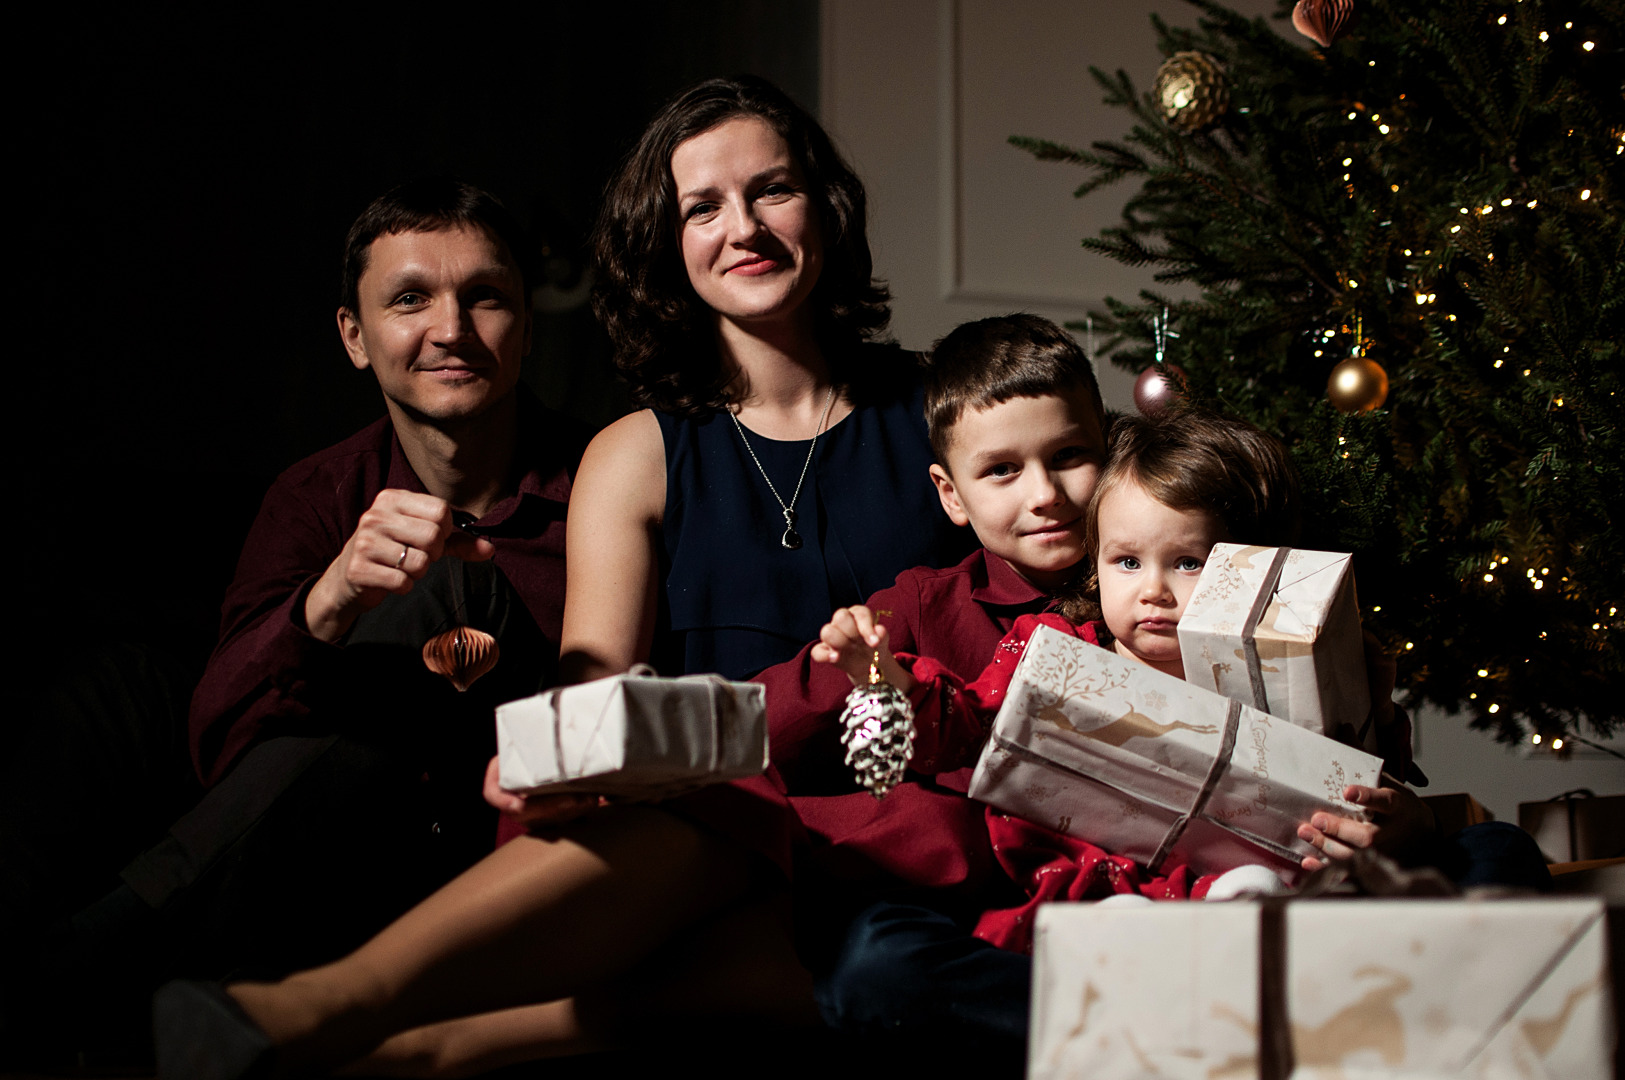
[1297,781,1437,870]
[812,605,915,693]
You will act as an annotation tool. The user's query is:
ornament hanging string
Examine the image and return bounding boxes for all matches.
[1153,307,1180,367]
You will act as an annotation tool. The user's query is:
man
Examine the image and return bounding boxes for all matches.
[78,179,584,992]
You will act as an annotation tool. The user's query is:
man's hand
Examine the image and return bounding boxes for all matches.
[1298,782,1437,871]
[481,755,601,827]
[812,605,915,693]
[304,489,495,643]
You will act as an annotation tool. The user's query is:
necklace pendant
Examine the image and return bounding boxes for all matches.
[779,509,802,550]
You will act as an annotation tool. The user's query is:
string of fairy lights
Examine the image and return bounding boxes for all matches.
[1251,5,1612,752]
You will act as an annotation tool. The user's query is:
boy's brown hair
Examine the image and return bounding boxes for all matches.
[924,314,1105,468]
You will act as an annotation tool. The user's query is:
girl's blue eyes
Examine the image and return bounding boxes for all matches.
[1176,556,1204,572]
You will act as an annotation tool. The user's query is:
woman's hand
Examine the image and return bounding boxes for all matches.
[1297,781,1437,870]
[812,605,916,694]
[305,489,494,644]
[481,755,602,828]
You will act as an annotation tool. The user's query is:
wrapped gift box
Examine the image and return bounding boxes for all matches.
[1030,897,1614,1080]
[968,624,1382,879]
[1179,544,1372,750]
[496,670,768,800]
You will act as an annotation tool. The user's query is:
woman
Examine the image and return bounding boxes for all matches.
[155,77,969,1079]
[565,74,969,684]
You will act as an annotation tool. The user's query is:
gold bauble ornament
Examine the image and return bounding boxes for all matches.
[1154,51,1230,131]
[1326,354,1389,413]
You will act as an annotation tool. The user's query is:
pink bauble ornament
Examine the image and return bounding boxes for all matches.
[1134,364,1188,416]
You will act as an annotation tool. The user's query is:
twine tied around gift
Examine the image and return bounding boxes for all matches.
[1147,698,1243,873]
[1250,850,1596,1080]
[1239,547,1292,716]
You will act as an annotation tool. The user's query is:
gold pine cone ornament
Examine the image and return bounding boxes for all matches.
[1154,51,1230,132]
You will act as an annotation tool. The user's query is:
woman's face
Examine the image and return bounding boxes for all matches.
[670,115,824,331]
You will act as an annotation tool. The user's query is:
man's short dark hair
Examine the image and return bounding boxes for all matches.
[339,177,531,312]
[924,314,1105,467]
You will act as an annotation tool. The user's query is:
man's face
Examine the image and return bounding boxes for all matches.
[928,387,1107,589]
[338,225,530,429]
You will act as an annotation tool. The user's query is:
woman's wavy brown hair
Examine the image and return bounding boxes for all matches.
[1053,407,1302,624]
[591,76,895,416]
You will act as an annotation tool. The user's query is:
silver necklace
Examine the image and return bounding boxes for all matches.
[729,385,836,551]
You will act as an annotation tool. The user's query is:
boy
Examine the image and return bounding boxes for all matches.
[756,313,1108,1051]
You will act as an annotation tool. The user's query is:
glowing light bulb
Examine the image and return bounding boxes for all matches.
[1583,41,1595,51]
[1379,124,1390,134]
[1483,573,1495,583]
[1478,668,1489,677]
[1527,199,1538,208]
[1580,189,1591,200]
[1532,733,1541,744]
[1552,737,1563,748]
[1460,207,1470,214]
[1497,15,1507,24]
[1347,111,1357,120]
[1534,580,1543,589]
[1342,157,1353,166]
[1404,642,1414,650]
[1500,198,1512,206]
[1494,359,1503,368]
[1415,293,1428,305]
[1451,225,1462,233]
[1488,703,1500,713]
[1482,205,1494,214]
[1392,184,1400,192]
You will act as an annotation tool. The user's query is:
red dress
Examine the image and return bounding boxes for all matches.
[901,612,1217,954]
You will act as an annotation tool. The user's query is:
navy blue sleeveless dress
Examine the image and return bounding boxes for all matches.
[655,373,974,680]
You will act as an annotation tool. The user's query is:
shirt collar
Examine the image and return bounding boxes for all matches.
[970,548,1053,608]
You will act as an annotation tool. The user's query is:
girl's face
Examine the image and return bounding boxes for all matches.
[670,115,824,333]
[1094,477,1226,679]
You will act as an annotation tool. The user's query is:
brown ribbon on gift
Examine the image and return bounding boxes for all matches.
[1146,699,1242,872]
[1247,850,1604,1079]
[1241,547,1292,715]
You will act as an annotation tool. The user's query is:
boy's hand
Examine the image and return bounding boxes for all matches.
[1298,781,1437,871]
[812,605,916,694]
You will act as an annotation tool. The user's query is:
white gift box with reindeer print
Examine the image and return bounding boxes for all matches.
[1028,898,1614,1080]
[1179,544,1373,750]
[968,624,1382,880]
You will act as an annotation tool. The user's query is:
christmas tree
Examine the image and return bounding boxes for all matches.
[1015,0,1622,748]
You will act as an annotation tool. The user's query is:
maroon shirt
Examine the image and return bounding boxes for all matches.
[755,548,1051,906]
[189,397,579,786]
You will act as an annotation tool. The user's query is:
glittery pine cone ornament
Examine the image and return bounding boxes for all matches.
[1154,51,1229,132]
[839,654,917,798]
[422,626,500,692]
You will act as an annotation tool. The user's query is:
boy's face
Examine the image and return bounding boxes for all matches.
[1095,477,1226,678]
[929,388,1106,588]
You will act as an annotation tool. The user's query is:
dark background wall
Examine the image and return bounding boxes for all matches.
[21,3,820,694]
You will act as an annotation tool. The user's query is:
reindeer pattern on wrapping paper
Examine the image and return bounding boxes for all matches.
[1018,639,1219,751]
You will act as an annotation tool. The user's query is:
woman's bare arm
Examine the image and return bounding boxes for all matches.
[558,409,667,684]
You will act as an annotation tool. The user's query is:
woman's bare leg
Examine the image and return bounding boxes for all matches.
[344,895,819,1078]
[225,804,752,1073]
[337,1001,593,1079]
